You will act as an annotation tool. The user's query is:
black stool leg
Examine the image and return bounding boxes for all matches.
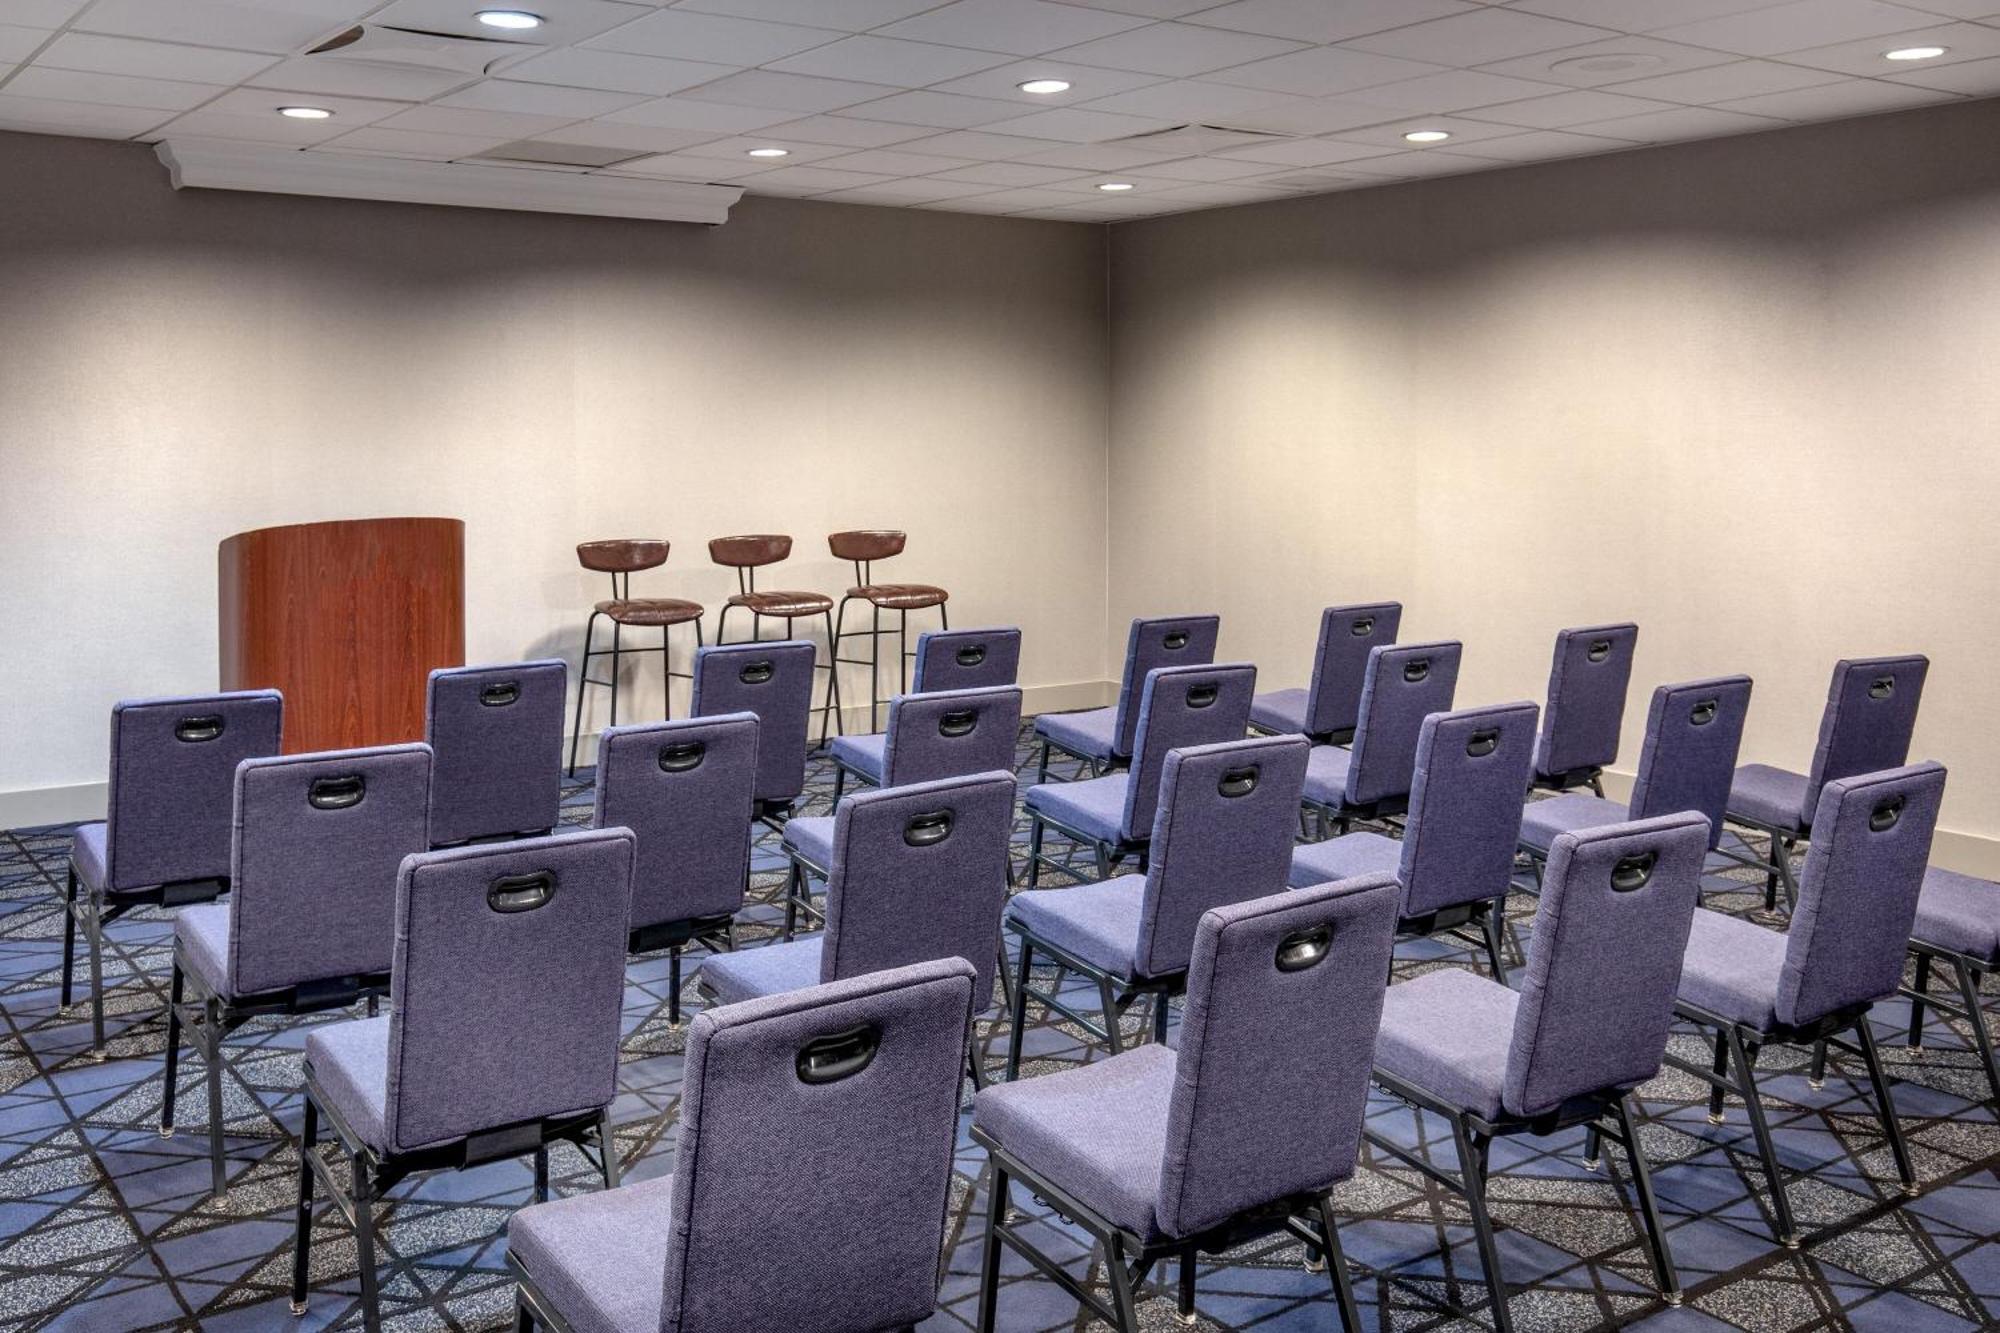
[822,609,845,742]
[608,620,623,729]
[661,626,672,721]
[567,611,600,777]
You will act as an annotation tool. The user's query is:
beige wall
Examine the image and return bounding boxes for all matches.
[1108,99,2000,858]
[0,130,1110,817]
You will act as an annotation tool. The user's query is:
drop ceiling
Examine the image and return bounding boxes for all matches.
[1,0,1996,223]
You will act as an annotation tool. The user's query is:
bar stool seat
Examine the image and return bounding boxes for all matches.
[597,596,704,627]
[727,589,834,617]
[849,581,947,610]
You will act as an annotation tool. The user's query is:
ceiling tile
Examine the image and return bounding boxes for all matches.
[925,58,1164,103]
[878,1,1154,57]
[766,36,1014,86]
[1444,127,1634,159]
[7,0,91,25]
[321,125,511,158]
[897,127,1058,157]
[814,176,1002,200]
[608,151,781,179]
[1203,46,1447,96]
[1038,169,1200,192]
[243,56,472,100]
[33,33,279,84]
[1466,87,1682,128]
[376,104,584,137]
[831,88,1025,125]
[1578,102,1788,140]
[1778,20,2000,73]
[1889,0,2000,14]
[1073,79,1309,120]
[1326,113,1529,145]
[1213,135,1403,164]
[676,0,953,26]
[758,113,938,145]
[918,186,1083,211]
[1042,22,1307,76]
[925,158,1093,183]
[1343,8,1622,64]
[1044,0,1219,14]
[1133,151,1296,179]
[367,0,654,46]
[74,0,367,56]
[742,163,898,190]
[0,92,173,137]
[1506,0,1799,32]
[1605,58,1849,102]
[148,107,353,143]
[1008,139,1182,167]
[1885,51,2000,89]
[1213,94,1414,133]
[435,80,646,117]
[199,86,409,123]
[979,104,1176,139]
[1183,0,1479,45]
[1649,0,1951,56]
[3,66,223,111]
[1345,68,1572,112]
[676,69,887,111]
[601,95,794,131]
[503,48,740,96]
[0,25,51,64]
[677,134,853,161]
[1474,36,1741,86]
[1714,73,1960,114]
[1335,147,1501,176]
[530,121,728,151]
[814,146,982,172]
[1153,180,1296,204]
[588,9,839,65]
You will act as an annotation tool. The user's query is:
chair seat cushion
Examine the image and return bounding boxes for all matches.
[1727,764,1811,834]
[509,1173,675,1333]
[596,598,703,628]
[1913,867,2000,965]
[850,583,948,610]
[70,822,109,893]
[1374,967,1515,1121]
[1006,875,1146,980]
[974,1043,1175,1240]
[1023,773,1131,846]
[700,938,825,1007]
[1288,831,1401,891]
[1675,910,1787,1030]
[1301,745,1354,809]
[1519,794,1631,856]
[828,733,887,785]
[304,1016,392,1154]
[1034,707,1120,764]
[176,903,233,997]
[1248,688,1310,737]
[728,590,834,617]
[782,815,835,870]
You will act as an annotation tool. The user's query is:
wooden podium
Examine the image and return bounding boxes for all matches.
[219,518,465,753]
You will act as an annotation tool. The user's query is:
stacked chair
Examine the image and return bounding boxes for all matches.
[1033,614,1218,781]
[1249,601,1402,744]
[1300,640,1461,837]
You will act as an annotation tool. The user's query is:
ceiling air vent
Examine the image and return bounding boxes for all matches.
[469,140,653,169]
[1107,123,1292,155]
[308,24,523,76]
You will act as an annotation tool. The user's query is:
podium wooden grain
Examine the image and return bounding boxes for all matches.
[218,518,465,754]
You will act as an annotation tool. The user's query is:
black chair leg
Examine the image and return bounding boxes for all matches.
[1103,1232,1140,1333]
[204,996,228,1199]
[1177,1246,1196,1322]
[1036,740,1051,784]
[1005,939,1034,1081]
[1724,1030,1796,1246]
[533,1145,550,1203]
[1808,1039,1829,1090]
[1854,1018,1917,1195]
[353,1155,383,1333]
[1098,976,1124,1057]
[515,1296,535,1333]
[290,1096,317,1315]
[1908,952,1933,1049]
[1953,960,2000,1104]
[61,866,77,1008]
[1614,1096,1680,1304]
[975,1162,1009,1333]
[1151,993,1170,1046]
[87,891,107,1059]
[1481,899,1508,983]
[668,945,683,1029]
[1026,817,1045,888]
[1449,1115,1514,1333]
[160,963,184,1139]
[598,1111,621,1189]
[1707,1031,1729,1123]
[1316,1194,1365,1333]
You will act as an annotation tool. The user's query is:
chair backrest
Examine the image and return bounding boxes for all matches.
[593,714,759,934]
[1153,875,1400,1239]
[659,960,975,1333]
[1120,662,1258,843]
[910,627,1021,693]
[880,686,1022,788]
[690,641,816,805]
[1626,676,1753,851]
[707,534,792,569]
[101,690,283,891]
[1345,641,1462,808]
[576,540,669,574]
[821,773,1016,1010]
[1398,701,1540,919]
[425,660,565,846]
[383,829,635,1153]
[1503,813,1709,1118]
[1304,602,1402,738]
[1802,656,1929,816]
[1109,615,1220,759]
[1534,623,1639,781]
[229,744,432,996]
[1133,735,1310,979]
[1778,762,1946,1028]
[827,529,905,562]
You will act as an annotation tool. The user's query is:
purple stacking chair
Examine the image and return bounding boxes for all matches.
[1007,734,1308,1074]
[976,876,1399,1333]
[1290,702,1537,981]
[707,773,1013,1077]
[65,690,283,1057]
[1371,813,1710,1333]
[1033,614,1218,782]
[163,744,431,1199]
[508,959,976,1333]
[426,659,565,847]
[1666,763,1945,1246]
[1022,662,1257,887]
[593,713,759,1027]
[910,625,1021,693]
[1248,601,1402,744]
[689,639,815,827]
[1726,654,1927,909]
[1531,623,1639,796]
[293,829,635,1332]
[1520,676,1754,875]
[825,684,1024,802]
[1300,641,1461,839]
[1904,865,2000,1103]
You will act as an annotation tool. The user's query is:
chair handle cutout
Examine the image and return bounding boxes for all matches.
[797,1024,881,1085]
[308,775,366,810]
[480,682,520,707]
[488,870,555,914]
[1588,639,1613,663]
[175,715,224,743]
[738,661,774,685]
[1186,683,1219,708]
[905,810,954,847]
[1402,659,1430,684]
[1163,630,1190,650]
[1276,925,1332,973]
[1218,766,1259,798]
[955,645,987,667]
[1611,851,1655,892]
[938,709,977,738]
[1351,616,1374,636]
[1690,699,1718,726]
[1870,675,1895,700]
[1870,795,1905,833]
[1466,728,1500,758]
[659,741,706,772]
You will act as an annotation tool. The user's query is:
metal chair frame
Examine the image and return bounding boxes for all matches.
[830,550,950,734]
[711,560,843,750]
[1899,939,2000,1103]
[64,864,224,1058]
[568,562,704,777]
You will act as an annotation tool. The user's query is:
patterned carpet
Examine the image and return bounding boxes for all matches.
[0,723,1996,1332]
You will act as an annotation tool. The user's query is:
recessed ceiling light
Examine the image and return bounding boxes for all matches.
[278,106,333,120]
[1097,181,1134,191]
[747,147,789,158]
[1884,45,1947,60]
[1403,129,1451,143]
[1018,78,1071,95]
[476,9,544,29]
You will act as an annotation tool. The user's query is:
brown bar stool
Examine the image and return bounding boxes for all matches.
[708,534,843,745]
[567,540,704,776]
[827,529,949,732]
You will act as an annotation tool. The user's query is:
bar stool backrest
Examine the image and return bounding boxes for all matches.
[707,534,792,568]
[881,686,1022,788]
[1121,662,1258,844]
[1803,656,1930,818]
[594,714,760,932]
[1398,701,1539,919]
[1111,615,1220,760]
[425,660,565,846]
[691,642,816,805]
[1627,675,1753,850]
[910,627,1021,693]
[828,530,906,562]
[1346,642,1462,809]
[1535,623,1639,782]
[576,540,669,574]
[1305,602,1402,739]
[103,690,284,891]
